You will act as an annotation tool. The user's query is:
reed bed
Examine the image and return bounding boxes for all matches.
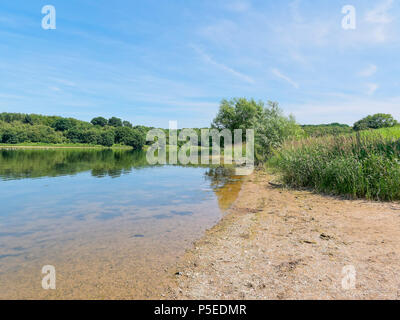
[269,127,400,201]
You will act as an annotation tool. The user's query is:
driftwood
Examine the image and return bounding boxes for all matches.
[268,182,283,188]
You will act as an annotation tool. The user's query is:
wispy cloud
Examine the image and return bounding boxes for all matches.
[225,0,251,13]
[366,83,379,95]
[271,68,299,89]
[365,0,394,24]
[193,46,255,84]
[359,64,377,77]
[364,0,395,43]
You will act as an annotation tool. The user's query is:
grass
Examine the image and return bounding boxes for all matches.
[269,127,400,201]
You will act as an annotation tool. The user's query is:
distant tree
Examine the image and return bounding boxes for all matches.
[212,98,263,132]
[302,123,352,137]
[53,118,74,132]
[81,129,101,145]
[123,120,132,128]
[108,117,123,127]
[66,128,84,143]
[212,98,303,162]
[91,117,107,127]
[98,131,115,147]
[353,113,397,131]
[114,127,132,144]
[23,114,34,125]
[125,129,145,150]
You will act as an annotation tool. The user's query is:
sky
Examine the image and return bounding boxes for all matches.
[0,0,399,128]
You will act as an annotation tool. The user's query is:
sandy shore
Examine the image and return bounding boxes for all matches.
[165,170,400,300]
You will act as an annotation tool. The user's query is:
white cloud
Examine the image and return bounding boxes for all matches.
[363,0,395,43]
[365,0,394,24]
[359,64,377,77]
[366,83,379,95]
[271,68,299,89]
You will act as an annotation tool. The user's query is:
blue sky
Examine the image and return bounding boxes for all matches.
[0,0,399,127]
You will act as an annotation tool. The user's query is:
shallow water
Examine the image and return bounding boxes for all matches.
[0,149,242,299]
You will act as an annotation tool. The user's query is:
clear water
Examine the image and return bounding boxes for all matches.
[0,149,242,299]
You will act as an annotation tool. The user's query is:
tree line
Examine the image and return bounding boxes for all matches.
[0,113,149,149]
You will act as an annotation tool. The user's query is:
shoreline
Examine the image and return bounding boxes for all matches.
[164,170,400,300]
[0,145,132,150]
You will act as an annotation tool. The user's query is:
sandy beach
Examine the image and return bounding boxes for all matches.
[165,170,400,299]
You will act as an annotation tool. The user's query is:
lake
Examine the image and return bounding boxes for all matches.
[0,149,242,299]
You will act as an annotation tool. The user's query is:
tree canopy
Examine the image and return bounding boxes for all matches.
[353,113,397,131]
[212,98,303,162]
[0,112,146,150]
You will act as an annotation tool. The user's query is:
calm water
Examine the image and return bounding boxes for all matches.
[0,149,242,299]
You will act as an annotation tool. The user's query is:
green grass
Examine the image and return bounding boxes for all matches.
[269,127,400,201]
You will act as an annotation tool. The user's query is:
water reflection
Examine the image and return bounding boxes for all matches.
[0,149,243,298]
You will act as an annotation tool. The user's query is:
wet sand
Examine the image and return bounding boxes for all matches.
[166,170,400,299]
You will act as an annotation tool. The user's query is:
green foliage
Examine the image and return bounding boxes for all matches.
[353,113,397,131]
[269,127,400,201]
[254,101,303,162]
[91,117,108,127]
[53,118,75,131]
[98,131,115,147]
[212,98,263,132]
[108,117,123,127]
[123,120,132,128]
[124,129,145,149]
[302,123,352,137]
[0,112,147,150]
[212,98,303,163]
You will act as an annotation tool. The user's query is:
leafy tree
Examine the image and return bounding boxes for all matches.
[124,129,145,150]
[91,117,108,127]
[353,113,397,131]
[66,128,84,143]
[23,114,34,125]
[212,98,263,132]
[98,131,115,147]
[53,118,74,132]
[123,120,132,128]
[108,117,123,127]
[114,127,132,144]
[212,98,303,163]
[254,101,303,162]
